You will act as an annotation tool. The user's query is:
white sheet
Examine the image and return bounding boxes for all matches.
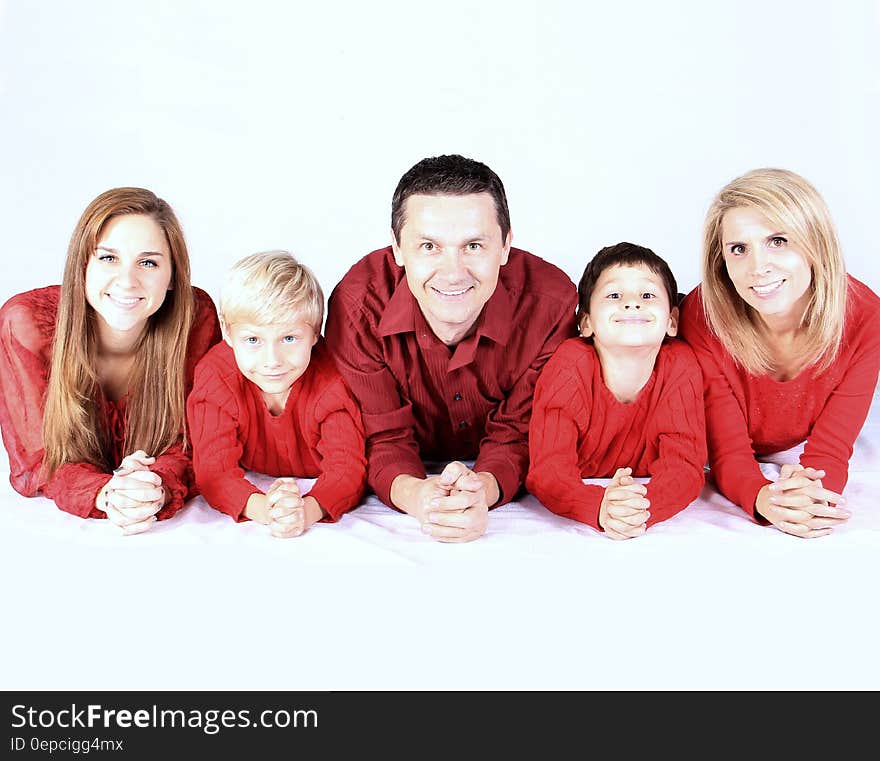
[2,391,879,691]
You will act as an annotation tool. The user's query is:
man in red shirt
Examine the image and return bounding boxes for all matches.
[325,154,577,542]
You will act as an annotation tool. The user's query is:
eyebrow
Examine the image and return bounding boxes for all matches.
[722,231,787,246]
[96,245,166,256]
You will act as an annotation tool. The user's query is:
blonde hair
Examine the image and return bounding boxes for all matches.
[42,187,195,476]
[701,167,847,375]
[220,250,324,333]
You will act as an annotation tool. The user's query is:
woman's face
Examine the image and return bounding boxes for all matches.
[85,214,173,342]
[721,206,812,326]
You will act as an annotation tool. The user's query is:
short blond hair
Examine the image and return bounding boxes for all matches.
[701,168,847,375]
[220,250,324,332]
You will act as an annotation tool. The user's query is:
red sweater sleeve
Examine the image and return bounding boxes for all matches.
[305,376,368,521]
[642,343,707,526]
[474,289,578,505]
[187,353,261,521]
[798,281,880,494]
[679,290,770,519]
[324,289,426,507]
[526,351,606,530]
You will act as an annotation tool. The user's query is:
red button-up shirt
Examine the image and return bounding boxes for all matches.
[325,246,578,507]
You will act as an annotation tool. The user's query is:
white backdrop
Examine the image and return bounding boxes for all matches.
[1,1,879,691]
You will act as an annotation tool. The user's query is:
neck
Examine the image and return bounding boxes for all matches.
[261,388,291,416]
[423,313,479,347]
[593,342,660,403]
[95,320,145,358]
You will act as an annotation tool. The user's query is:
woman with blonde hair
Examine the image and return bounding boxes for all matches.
[680,168,880,538]
[0,187,221,533]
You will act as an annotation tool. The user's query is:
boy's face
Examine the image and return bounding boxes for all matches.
[581,263,678,350]
[223,317,318,404]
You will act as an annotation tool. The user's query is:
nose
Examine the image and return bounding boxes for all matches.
[438,248,467,282]
[114,262,138,289]
[623,296,641,309]
[263,343,282,368]
[749,245,772,275]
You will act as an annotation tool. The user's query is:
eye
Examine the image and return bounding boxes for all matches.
[606,292,621,300]
[97,253,116,263]
[466,242,482,252]
[641,292,656,300]
[282,335,298,344]
[139,259,159,268]
[769,236,787,248]
[729,244,746,256]
[420,242,435,252]
[244,336,259,345]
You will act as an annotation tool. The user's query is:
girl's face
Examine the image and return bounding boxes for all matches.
[85,214,173,341]
[721,206,812,326]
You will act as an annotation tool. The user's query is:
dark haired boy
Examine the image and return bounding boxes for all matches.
[526,242,706,539]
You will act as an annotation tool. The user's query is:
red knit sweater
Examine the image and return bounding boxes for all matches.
[679,276,880,519]
[0,285,221,519]
[526,337,707,531]
[186,338,367,521]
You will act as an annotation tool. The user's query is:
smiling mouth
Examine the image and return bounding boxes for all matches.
[615,317,652,324]
[106,294,144,308]
[431,286,473,298]
[750,279,785,296]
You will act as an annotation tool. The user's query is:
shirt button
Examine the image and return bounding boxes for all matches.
[454,393,462,401]
[459,420,469,429]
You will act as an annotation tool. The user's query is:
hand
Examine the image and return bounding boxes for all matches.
[265,478,307,539]
[598,467,650,540]
[97,463,165,536]
[113,449,156,477]
[420,461,493,543]
[756,464,849,538]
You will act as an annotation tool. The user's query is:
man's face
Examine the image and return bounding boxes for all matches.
[392,192,511,345]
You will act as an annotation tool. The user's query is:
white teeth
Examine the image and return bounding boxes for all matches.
[108,295,141,305]
[751,280,783,295]
[436,287,469,296]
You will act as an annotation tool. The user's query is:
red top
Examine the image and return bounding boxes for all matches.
[679,276,880,518]
[325,245,578,507]
[186,338,367,521]
[526,338,707,530]
[0,285,221,519]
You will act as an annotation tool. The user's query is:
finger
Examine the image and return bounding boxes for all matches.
[112,486,165,505]
[604,526,636,541]
[121,517,157,536]
[422,522,481,542]
[425,510,473,529]
[116,501,163,522]
[429,491,478,512]
[603,517,647,539]
[776,520,834,539]
[110,472,161,490]
[438,461,470,487]
[606,508,650,526]
[271,496,305,514]
[449,473,484,493]
[605,494,650,511]
[771,474,834,494]
[607,482,647,497]
[270,521,304,538]
[271,506,304,523]
[768,492,849,516]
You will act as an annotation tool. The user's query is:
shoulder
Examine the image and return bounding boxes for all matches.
[191,285,219,314]
[192,342,243,394]
[846,275,880,314]
[329,247,399,306]
[0,286,61,351]
[541,337,597,381]
[303,339,360,412]
[501,248,577,305]
[658,338,702,378]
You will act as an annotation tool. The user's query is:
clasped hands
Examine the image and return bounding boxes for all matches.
[599,467,650,540]
[96,449,167,535]
[756,463,850,539]
[394,462,497,543]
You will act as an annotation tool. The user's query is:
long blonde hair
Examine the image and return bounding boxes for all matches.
[42,188,195,475]
[701,167,847,375]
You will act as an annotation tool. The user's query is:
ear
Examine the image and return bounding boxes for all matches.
[667,305,679,338]
[391,228,405,267]
[500,229,512,266]
[578,313,593,338]
[220,316,232,345]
